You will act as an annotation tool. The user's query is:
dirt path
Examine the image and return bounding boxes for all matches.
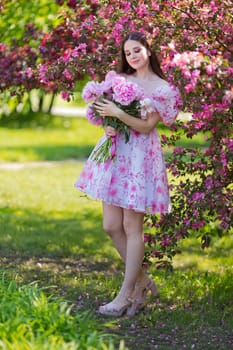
[0,159,81,171]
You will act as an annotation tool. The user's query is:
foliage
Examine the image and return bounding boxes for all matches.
[0,161,232,349]
[0,0,63,116]
[0,275,126,349]
[0,0,61,45]
[0,0,232,267]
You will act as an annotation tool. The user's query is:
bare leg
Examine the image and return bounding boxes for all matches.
[102,203,146,278]
[103,202,150,285]
[102,202,126,261]
[99,204,155,316]
[119,209,145,296]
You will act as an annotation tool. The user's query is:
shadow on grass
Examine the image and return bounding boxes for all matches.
[0,205,233,350]
[174,235,233,261]
[0,206,118,262]
[103,268,233,350]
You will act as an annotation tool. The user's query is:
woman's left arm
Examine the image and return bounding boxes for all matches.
[94,99,161,134]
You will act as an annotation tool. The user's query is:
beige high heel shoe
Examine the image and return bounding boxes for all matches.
[126,278,159,316]
[98,293,133,317]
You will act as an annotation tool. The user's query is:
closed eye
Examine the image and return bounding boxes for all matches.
[125,48,141,56]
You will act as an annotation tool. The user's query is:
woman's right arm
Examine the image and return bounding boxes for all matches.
[117,109,161,134]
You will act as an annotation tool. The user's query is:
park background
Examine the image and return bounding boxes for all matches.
[0,1,232,349]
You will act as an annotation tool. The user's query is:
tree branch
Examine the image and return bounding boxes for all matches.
[171,5,233,54]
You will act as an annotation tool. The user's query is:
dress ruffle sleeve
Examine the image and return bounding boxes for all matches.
[151,84,182,126]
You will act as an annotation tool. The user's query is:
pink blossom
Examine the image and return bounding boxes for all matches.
[206,64,216,76]
[62,69,72,80]
[160,236,172,246]
[205,176,213,190]
[62,49,72,62]
[77,43,87,54]
[136,4,149,16]
[86,105,103,126]
[220,149,227,167]
[152,250,160,257]
[26,67,32,78]
[192,221,206,230]
[121,2,131,11]
[223,89,233,104]
[172,51,204,68]
[173,146,184,155]
[61,91,71,101]
[38,64,48,83]
[71,47,80,57]
[184,218,190,226]
[192,192,205,201]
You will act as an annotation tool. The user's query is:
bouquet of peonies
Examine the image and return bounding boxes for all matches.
[82,70,155,163]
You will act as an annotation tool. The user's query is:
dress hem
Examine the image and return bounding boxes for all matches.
[75,185,171,215]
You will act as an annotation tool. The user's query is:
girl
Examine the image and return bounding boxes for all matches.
[75,31,181,317]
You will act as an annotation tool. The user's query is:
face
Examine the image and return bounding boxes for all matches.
[124,39,150,71]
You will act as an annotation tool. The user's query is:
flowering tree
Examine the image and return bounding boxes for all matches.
[0,0,232,268]
[0,0,61,116]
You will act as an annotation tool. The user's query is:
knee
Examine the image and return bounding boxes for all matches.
[103,220,123,237]
[123,217,143,238]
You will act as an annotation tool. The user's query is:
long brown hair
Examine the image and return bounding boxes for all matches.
[118,31,166,80]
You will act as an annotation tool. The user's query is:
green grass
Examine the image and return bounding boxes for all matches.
[0,116,206,162]
[0,117,104,162]
[0,276,125,350]
[0,118,232,349]
[0,161,232,350]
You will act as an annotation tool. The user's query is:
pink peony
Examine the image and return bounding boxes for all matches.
[82,81,104,102]
[86,105,103,126]
[112,81,144,105]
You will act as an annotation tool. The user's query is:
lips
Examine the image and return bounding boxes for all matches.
[130,60,140,64]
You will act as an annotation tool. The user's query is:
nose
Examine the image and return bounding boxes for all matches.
[130,53,137,61]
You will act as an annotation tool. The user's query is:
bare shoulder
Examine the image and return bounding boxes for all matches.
[141,75,169,95]
[150,74,168,86]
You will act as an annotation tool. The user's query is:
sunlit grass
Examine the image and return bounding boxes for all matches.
[0,276,126,350]
[0,121,232,350]
[0,117,103,161]
[173,236,233,272]
[0,163,117,261]
[0,116,207,162]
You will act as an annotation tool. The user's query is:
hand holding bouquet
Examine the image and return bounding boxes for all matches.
[82,71,155,163]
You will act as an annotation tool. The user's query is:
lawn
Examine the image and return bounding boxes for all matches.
[0,115,206,162]
[0,117,232,349]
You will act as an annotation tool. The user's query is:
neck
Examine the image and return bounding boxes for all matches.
[134,67,153,80]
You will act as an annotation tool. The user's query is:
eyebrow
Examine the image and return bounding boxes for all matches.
[124,46,141,52]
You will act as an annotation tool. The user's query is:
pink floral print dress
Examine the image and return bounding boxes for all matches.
[75,80,181,214]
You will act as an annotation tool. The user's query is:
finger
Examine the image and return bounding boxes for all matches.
[94,102,104,108]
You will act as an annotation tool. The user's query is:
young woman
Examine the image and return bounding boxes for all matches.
[75,31,181,317]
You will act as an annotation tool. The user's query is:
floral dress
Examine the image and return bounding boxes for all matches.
[75,80,181,214]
